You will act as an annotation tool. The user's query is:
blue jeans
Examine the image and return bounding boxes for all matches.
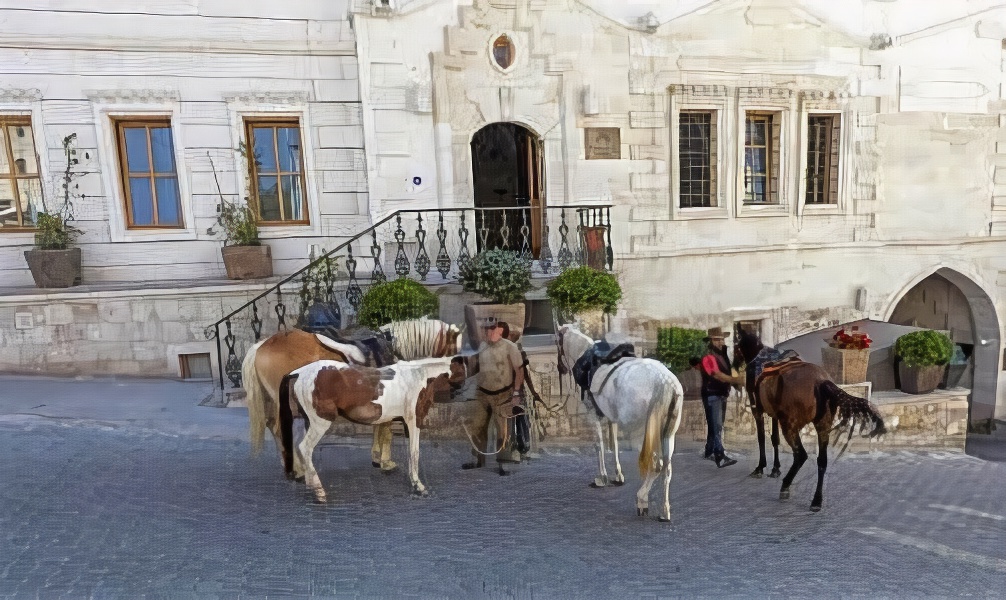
[702,395,728,457]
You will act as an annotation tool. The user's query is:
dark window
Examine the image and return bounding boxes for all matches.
[806,114,840,204]
[678,111,717,208]
[115,119,182,227]
[245,119,308,224]
[744,112,780,204]
[493,35,515,70]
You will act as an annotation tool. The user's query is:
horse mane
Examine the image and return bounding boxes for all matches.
[380,317,459,360]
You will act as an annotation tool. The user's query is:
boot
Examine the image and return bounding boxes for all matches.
[715,454,737,468]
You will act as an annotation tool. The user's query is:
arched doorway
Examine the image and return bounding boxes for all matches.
[470,123,544,256]
[887,269,1000,432]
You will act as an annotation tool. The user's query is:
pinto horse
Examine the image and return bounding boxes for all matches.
[278,356,467,502]
[557,324,684,522]
[737,329,887,511]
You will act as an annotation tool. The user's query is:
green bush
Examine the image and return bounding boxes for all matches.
[356,278,439,329]
[894,330,954,368]
[457,248,532,305]
[545,266,622,315]
[655,326,707,374]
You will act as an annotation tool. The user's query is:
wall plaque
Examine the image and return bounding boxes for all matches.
[585,127,621,160]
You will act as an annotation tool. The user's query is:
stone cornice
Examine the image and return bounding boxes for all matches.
[222,91,313,105]
[0,88,42,103]
[84,89,180,104]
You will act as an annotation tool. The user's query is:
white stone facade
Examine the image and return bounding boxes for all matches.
[350,0,1006,420]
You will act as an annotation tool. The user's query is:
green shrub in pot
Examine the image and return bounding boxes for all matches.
[893,330,954,367]
[456,248,532,305]
[356,278,439,329]
[545,266,622,316]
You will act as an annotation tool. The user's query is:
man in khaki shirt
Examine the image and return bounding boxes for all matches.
[462,318,525,476]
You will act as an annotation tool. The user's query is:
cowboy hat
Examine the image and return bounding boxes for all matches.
[702,326,730,342]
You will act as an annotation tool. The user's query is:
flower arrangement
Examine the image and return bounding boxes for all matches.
[828,326,872,350]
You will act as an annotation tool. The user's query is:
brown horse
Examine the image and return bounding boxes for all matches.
[732,328,784,478]
[756,360,886,511]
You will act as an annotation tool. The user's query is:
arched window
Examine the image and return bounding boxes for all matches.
[492,35,515,70]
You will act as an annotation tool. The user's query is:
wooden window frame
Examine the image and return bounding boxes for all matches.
[0,116,42,230]
[113,117,183,229]
[678,110,717,209]
[243,118,310,226]
[743,111,780,205]
[805,113,840,205]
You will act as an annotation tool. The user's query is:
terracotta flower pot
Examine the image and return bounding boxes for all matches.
[24,248,81,288]
[463,303,525,351]
[221,245,273,280]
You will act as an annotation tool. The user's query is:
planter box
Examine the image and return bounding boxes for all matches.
[899,364,946,395]
[23,248,81,288]
[221,245,273,280]
[821,346,870,384]
[463,303,525,351]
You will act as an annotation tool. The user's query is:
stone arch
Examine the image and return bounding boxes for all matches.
[884,266,1000,429]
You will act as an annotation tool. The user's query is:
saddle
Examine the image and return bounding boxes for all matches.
[571,342,636,416]
[754,356,804,389]
[300,323,396,367]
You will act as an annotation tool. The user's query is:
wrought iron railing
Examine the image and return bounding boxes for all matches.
[204,205,613,389]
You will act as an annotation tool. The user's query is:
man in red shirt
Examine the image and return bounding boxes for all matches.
[698,327,740,468]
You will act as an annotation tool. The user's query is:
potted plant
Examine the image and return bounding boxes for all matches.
[820,326,872,384]
[457,248,531,350]
[207,152,272,280]
[356,278,439,329]
[545,266,622,339]
[894,329,953,394]
[23,133,83,288]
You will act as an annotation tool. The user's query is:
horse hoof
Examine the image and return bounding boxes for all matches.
[769,470,781,478]
[371,461,381,468]
[637,507,648,517]
[294,475,306,484]
[810,505,822,512]
[779,489,790,501]
[748,470,763,479]
[312,496,328,504]
[380,463,399,475]
[412,488,430,497]
[657,515,671,523]
[589,482,606,489]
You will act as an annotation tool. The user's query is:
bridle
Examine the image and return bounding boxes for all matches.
[555,326,569,376]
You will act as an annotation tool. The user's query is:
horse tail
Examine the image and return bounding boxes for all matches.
[242,341,268,455]
[639,375,681,476]
[278,372,299,477]
[819,380,887,437]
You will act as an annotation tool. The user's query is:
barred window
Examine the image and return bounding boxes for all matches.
[678,111,717,208]
[806,114,840,204]
[744,112,781,204]
[0,117,42,229]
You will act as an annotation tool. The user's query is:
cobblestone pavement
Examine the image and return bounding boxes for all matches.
[0,416,1004,599]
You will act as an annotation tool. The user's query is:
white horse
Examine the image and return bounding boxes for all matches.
[278,356,467,503]
[557,324,684,522]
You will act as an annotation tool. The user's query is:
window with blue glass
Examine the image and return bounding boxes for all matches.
[115,119,182,227]
[244,119,307,224]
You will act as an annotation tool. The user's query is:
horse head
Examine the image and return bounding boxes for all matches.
[735,326,764,364]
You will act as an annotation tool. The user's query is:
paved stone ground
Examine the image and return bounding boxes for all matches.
[0,411,1004,599]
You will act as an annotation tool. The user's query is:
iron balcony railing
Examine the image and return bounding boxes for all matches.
[204,205,613,389]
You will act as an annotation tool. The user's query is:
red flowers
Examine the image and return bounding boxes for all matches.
[829,327,872,350]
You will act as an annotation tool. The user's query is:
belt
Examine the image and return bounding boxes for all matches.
[477,383,513,396]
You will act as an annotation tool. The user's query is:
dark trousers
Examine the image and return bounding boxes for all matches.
[702,395,728,457]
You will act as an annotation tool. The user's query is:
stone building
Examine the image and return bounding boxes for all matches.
[2,0,1005,428]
